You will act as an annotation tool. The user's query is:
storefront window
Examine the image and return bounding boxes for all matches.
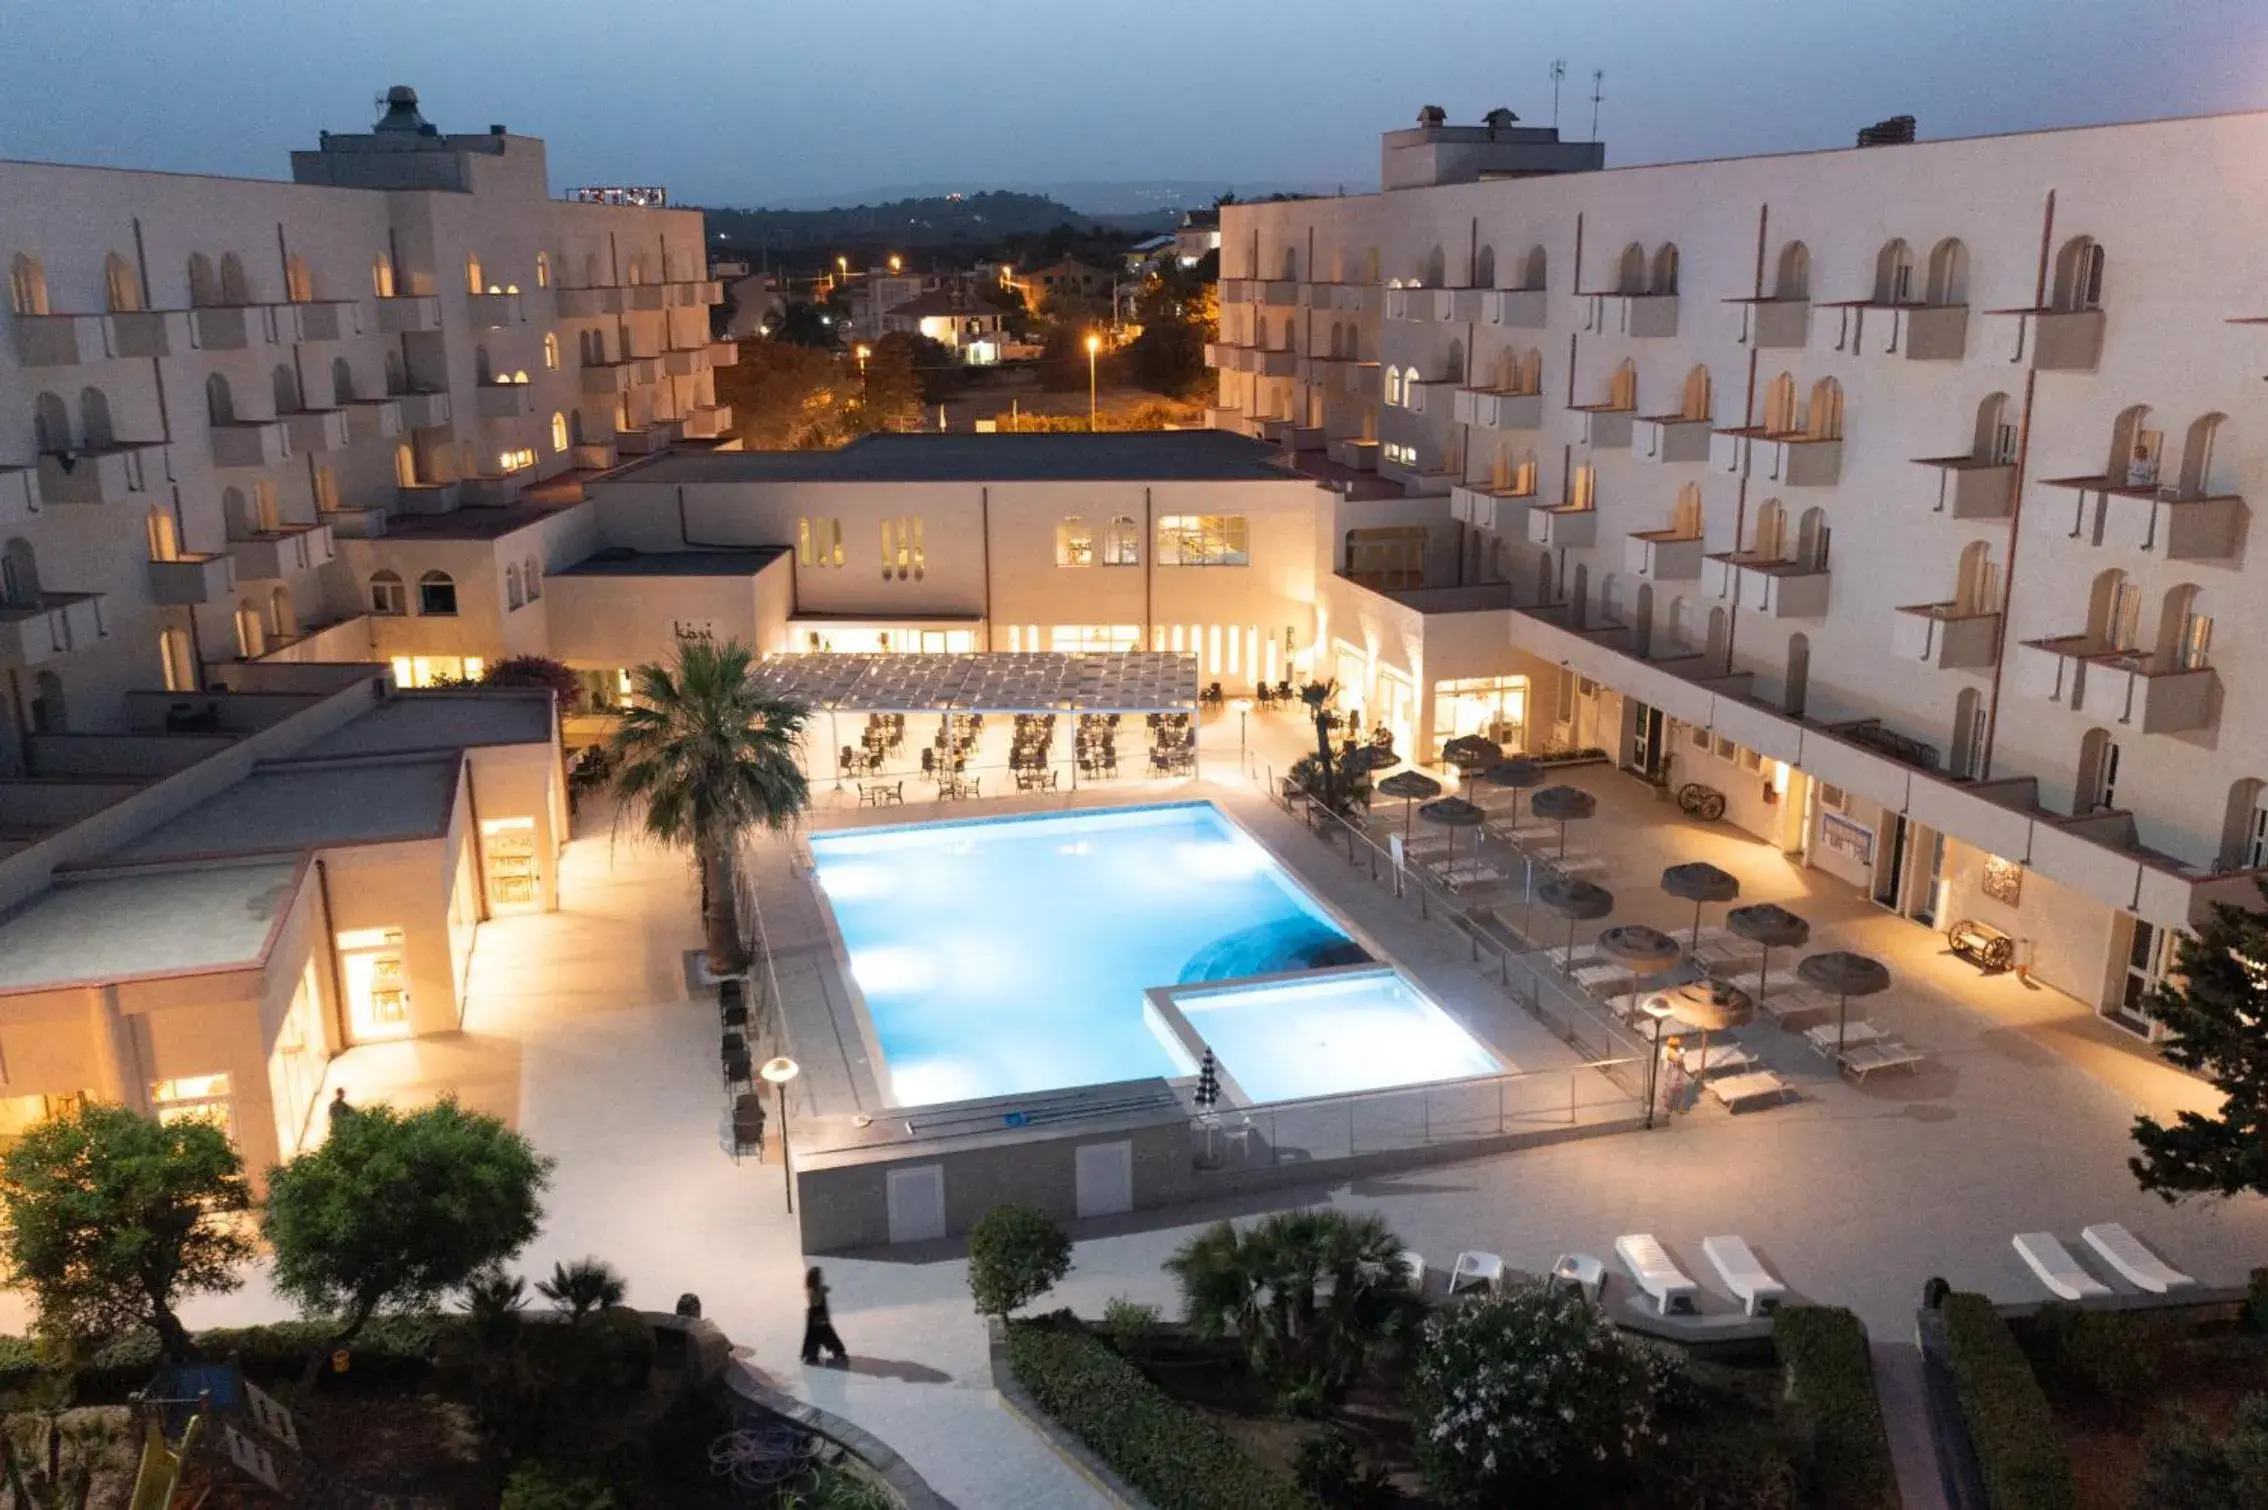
[481,816,541,910]
[1432,675,1529,760]
[268,962,328,1156]
[151,1074,235,1138]
[0,1093,82,1152]
[338,926,413,1042]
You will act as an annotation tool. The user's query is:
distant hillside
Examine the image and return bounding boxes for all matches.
[696,191,1171,253]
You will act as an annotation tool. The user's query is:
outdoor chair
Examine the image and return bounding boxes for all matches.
[1679,1041,1757,1077]
[1699,1236,1785,1316]
[1448,1251,1505,1296]
[1613,1234,1699,1315]
[2080,1223,2193,1293]
[729,1092,765,1163]
[722,1050,753,1090]
[721,1002,749,1032]
[718,978,745,1010]
[2012,1232,2111,1301]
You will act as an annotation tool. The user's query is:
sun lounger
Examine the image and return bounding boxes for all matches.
[2080,1223,2194,1294]
[1402,1251,1428,1295]
[1700,1235,1786,1316]
[2013,1231,2112,1301]
[1614,1233,1699,1315]
[1838,1040,1925,1079]
[1681,1042,1758,1077]
[1802,1020,1884,1056]
[1448,1250,1504,1295]
[1705,1070,1795,1111]
[1572,963,1626,995]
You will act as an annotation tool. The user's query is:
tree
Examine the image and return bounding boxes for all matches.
[607,638,810,974]
[0,1102,252,1360]
[1165,1209,1417,1406]
[771,299,839,349]
[1127,261,1219,400]
[262,1098,552,1357]
[967,1204,1072,1318]
[536,1258,626,1322]
[1298,680,1340,811]
[482,655,583,711]
[713,340,860,451]
[2129,882,2268,1200]
[2137,1394,2268,1510]
[852,333,926,434]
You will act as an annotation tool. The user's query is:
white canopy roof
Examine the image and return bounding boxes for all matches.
[747,652,1201,714]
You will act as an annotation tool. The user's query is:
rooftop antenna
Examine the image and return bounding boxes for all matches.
[1550,60,1567,130]
[1589,69,1605,140]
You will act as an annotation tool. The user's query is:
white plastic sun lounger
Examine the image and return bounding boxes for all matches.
[1701,1235,1786,1316]
[1705,1070,1794,1111]
[1615,1233,1700,1315]
[1448,1250,1504,1295]
[1402,1251,1429,1294]
[2081,1223,2194,1294]
[1838,1040,1926,1080]
[1681,1042,1758,1077]
[2013,1232,2112,1301]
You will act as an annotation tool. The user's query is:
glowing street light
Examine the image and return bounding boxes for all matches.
[759,1056,801,1213]
[855,344,871,377]
[888,255,902,273]
[1085,332,1102,431]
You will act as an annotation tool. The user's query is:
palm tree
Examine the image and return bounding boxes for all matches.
[1298,679,1340,810]
[607,638,810,974]
[535,1256,625,1322]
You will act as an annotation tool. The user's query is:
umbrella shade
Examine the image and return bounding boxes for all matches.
[1194,1048,1220,1110]
[1660,861,1740,904]
[1659,977,1752,1031]
[1418,797,1486,829]
[1338,744,1392,779]
[1798,951,1891,997]
[1597,923,1685,975]
[1725,902,1812,949]
[1529,785,1598,822]
[1376,770,1444,802]
[1442,734,1500,770]
[1481,756,1545,790]
[1535,875,1614,920]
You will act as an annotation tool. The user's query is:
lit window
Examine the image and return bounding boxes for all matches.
[1101,516,1140,566]
[549,412,568,452]
[1155,515,1248,566]
[543,333,560,370]
[369,570,406,616]
[465,254,483,295]
[1056,516,1094,567]
[535,252,551,289]
[150,1074,234,1136]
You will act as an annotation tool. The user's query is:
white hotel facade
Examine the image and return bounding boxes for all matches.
[1208,109,2268,1035]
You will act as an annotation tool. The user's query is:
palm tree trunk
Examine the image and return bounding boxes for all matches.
[701,837,747,975]
[1312,708,1337,811]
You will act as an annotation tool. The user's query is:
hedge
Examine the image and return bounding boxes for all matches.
[1940,1293,2077,1510]
[0,1315,451,1400]
[1773,1305,1899,1510]
[1004,1320,1312,1510]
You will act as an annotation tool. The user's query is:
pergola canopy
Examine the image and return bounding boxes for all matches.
[747,652,1201,715]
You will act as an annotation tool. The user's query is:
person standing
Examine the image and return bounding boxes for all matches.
[327,1087,355,1136]
[801,1266,847,1366]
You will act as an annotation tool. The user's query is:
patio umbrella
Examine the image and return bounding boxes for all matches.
[1481,756,1545,793]
[1376,769,1444,844]
[1797,950,1892,1059]
[1535,873,1613,966]
[1529,784,1598,859]
[1194,1047,1220,1111]
[1725,902,1811,1019]
[1338,744,1392,781]
[1647,976,1753,1076]
[1418,795,1486,876]
[1660,861,1741,952]
[1441,733,1500,773]
[1600,923,1687,1128]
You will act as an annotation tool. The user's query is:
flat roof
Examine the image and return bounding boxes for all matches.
[604,430,1302,486]
[103,756,459,862]
[556,545,787,578]
[292,690,554,758]
[0,859,301,991]
[376,504,570,542]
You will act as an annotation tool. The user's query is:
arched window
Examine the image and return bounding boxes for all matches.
[1762,372,1797,435]
[524,556,542,600]
[1384,367,1404,407]
[1873,239,1914,305]
[1515,348,1542,394]
[2155,584,2211,671]
[268,585,295,639]
[78,387,113,448]
[1671,483,1703,539]
[1607,358,1637,411]
[384,349,407,396]
[272,363,301,416]
[369,569,406,616]
[372,254,396,299]
[2105,404,2161,486]
[475,347,495,385]
[0,537,38,606]
[1783,633,1810,719]
[1705,605,1729,664]
[543,332,560,370]
[465,253,484,294]
[1474,245,1497,289]
[32,391,70,452]
[1421,245,1446,286]
[1973,392,2015,463]
[1651,243,1679,295]
[8,253,48,316]
[145,506,179,562]
[1954,540,2000,615]
[2178,412,2224,498]
[535,252,551,289]
[331,357,356,404]
[1442,338,1464,384]
[2219,779,2268,871]
[253,480,280,532]
[1751,498,1788,558]
[393,441,417,489]
[2051,235,2104,313]
[1795,506,1830,570]
[1805,378,1843,440]
[1773,241,1809,300]
[550,412,569,453]
[218,252,250,305]
[1280,245,1299,281]
[2077,728,2122,812]
[1616,242,1646,295]
[1520,244,1547,291]
[313,465,338,513]
[206,372,235,426]
[2087,567,2141,650]
[1362,247,1381,284]
[1680,365,1711,421]
[187,252,220,308]
[159,627,194,693]
[505,563,524,610]
[233,598,266,658]
[1951,686,1984,780]
[1055,515,1094,567]
[104,253,141,313]
[285,253,314,303]
[1924,237,1968,306]
[417,570,458,617]
[1632,583,1655,655]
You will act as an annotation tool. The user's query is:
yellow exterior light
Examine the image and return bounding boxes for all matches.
[888,255,902,273]
[1085,333,1102,354]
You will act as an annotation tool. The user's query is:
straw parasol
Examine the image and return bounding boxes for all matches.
[1441,733,1501,773]
[1529,784,1598,858]
[1338,744,1392,780]
[1535,873,1613,966]
[1481,756,1545,793]
[1660,861,1741,952]
[1724,902,1811,1017]
[1376,769,1444,844]
[1797,950,1892,1058]
[1600,923,1687,1127]
[1194,1047,1220,1111]
[1647,976,1753,1076]
[1418,795,1486,874]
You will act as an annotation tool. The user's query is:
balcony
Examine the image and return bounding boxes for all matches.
[36,443,160,505]
[1825,300,1967,361]
[1913,456,2016,519]
[708,339,738,368]
[681,404,734,440]
[288,301,357,342]
[1726,296,1809,349]
[191,304,284,349]
[1634,415,1714,463]
[1453,388,1543,430]
[1203,341,1249,371]
[1624,530,1704,581]
[2041,474,2246,562]
[1297,282,1337,309]
[1587,292,1678,338]
[1332,285,1374,313]
[556,285,625,317]
[1450,481,1534,531]
[146,553,237,606]
[1252,347,1299,379]
[1330,437,1380,472]
[1434,288,1482,322]
[1217,279,1252,304]
[1572,404,1634,449]
[393,390,452,429]
[1892,603,2001,670]
[465,291,525,327]
[459,473,527,507]
[1711,427,1842,486]
[342,397,403,440]
[1255,280,1297,307]
[1482,288,1547,328]
[13,313,114,366]
[475,382,538,419]
[284,409,353,453]
[396,482,460,515]
[1706,552,1831,618]
[627,284,669,312]
[375,294,443,334]
[2015,637,2218,734]
[1527,503,1598,549]
[210,419,293,469]
[670,279,723,307]
[0,592,105,667]
[1343,362,1381,399]
[229,522,335,582]
[663,347,710,377]
[616,423,680,454]
[1295,355,1344,387]
[580,359,657,395]
[1384,286,1437,322]
[1985,305,2105,372]
[109,310,186,358]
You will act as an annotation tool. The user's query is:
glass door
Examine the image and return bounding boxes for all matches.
[338,926,413,1042]
[1626,701,1666,781]
[480,816,541,912]
[2110,919,2172,1037]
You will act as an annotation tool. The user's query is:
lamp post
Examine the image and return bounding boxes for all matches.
[1085,333,1101,430]
[888,254,902,274]
[1234,697,1252,754]
[759,1056,800,1213]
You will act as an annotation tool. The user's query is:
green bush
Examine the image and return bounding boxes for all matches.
[1100,1297,1158,1359]
[500,1459,617,1510]
[1773,1306,1899,1510]
[1004,1320,1311,1510]
[1940,1293,2076,1510]
[1293,1427,1392,1509]
[781,1462,900,1510]
[0,1316,449,1400]
[2136,1393,2268,1510]
[2024,1304,2161,1403]
[2246,1267,2268,1334]
[967,1204,1072,1318]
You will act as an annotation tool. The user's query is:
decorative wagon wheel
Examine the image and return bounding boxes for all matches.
[1695,789,1727,822]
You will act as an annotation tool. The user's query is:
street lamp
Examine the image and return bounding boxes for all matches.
[759,1056,800,1213]
[888,255,902,273]
[1085,333,1102,431]
[836,255,848,277]
[855,344,871,378]
[1234,696,1252,754]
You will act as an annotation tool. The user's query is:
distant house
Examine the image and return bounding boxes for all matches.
[1124,233,1176,273]
[880,287,1008,365]
[1027,257,1114,306]
[1174,208,1221,266]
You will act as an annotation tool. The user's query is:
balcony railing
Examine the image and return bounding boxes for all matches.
[1527,503,1597,548]
[36,443,160,506]
[147,553,237,606]
[1453,388,1543,431]
[1725,296,1809,350]
[1624,530,1704,581]
[681,404,734,440]
[1332,284,1374,313]
[341,397,403,440]
[1384,286,1437,322]
[556,285,624,317]
[288,301,358,343]
[1984,305,2105,371]
[1582,291,1677,338]
[284,409,353,454]
[465,290,526,327]
[12,312,113,366]
[1255,280,1297,307]
[476,382,538,418]
[1913,455,2016,519]
[374,294,443,334]
[1705,552,1831,618]
[1634,414,1714,463]
[2015,637,2217,733]
[1449,481,1533,531]
[1821,299,1968,361]
[1570,403,1634,449]
[1482,288,1547,329]
[1711,427,1842,486]
[2040,474,2246,562]
[210,419,293,469]
[393,390,452,429]
[229,522,336,581]
[1891,603,2001,669]
[191,304,286,349]
[0,592,105,666]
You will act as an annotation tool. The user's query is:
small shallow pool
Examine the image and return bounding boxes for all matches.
[1167,969,1502,1104]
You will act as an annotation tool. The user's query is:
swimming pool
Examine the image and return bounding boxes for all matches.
[807,802,1373,1106]
[1161,969,1502,1104]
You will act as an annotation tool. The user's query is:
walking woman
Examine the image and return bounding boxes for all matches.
[801,1266,848,1366]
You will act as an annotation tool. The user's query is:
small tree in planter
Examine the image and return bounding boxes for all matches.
[1408,1284,1677,1504]
[968,1204,1072,1318]
[481,655,584,712]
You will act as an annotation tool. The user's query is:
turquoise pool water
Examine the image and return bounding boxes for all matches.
[807,802,1368,1105]
[1169,970,1502,1104]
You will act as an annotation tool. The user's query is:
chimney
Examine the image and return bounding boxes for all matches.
[373,85,429,134]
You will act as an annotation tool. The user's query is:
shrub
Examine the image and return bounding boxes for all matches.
[1940,1293,2076,1510]
[1100,1297,1158,1359]
[2247,1267,2268,1334]
[1407,1284,1674,1504]
[1293,1427,1392,1509]
[500,1460,617,1510]
[2024,1303,2161,1404]
[1004,1320,1311,1510]
[2135,1393,2268,1510]
[537,1258,627,1321]
[967,1205,1072,1318]
[782,1461,901,1510]
[1773,1306,1898,1510]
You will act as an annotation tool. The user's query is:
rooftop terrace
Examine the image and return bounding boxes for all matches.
[606,430,1304,486]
